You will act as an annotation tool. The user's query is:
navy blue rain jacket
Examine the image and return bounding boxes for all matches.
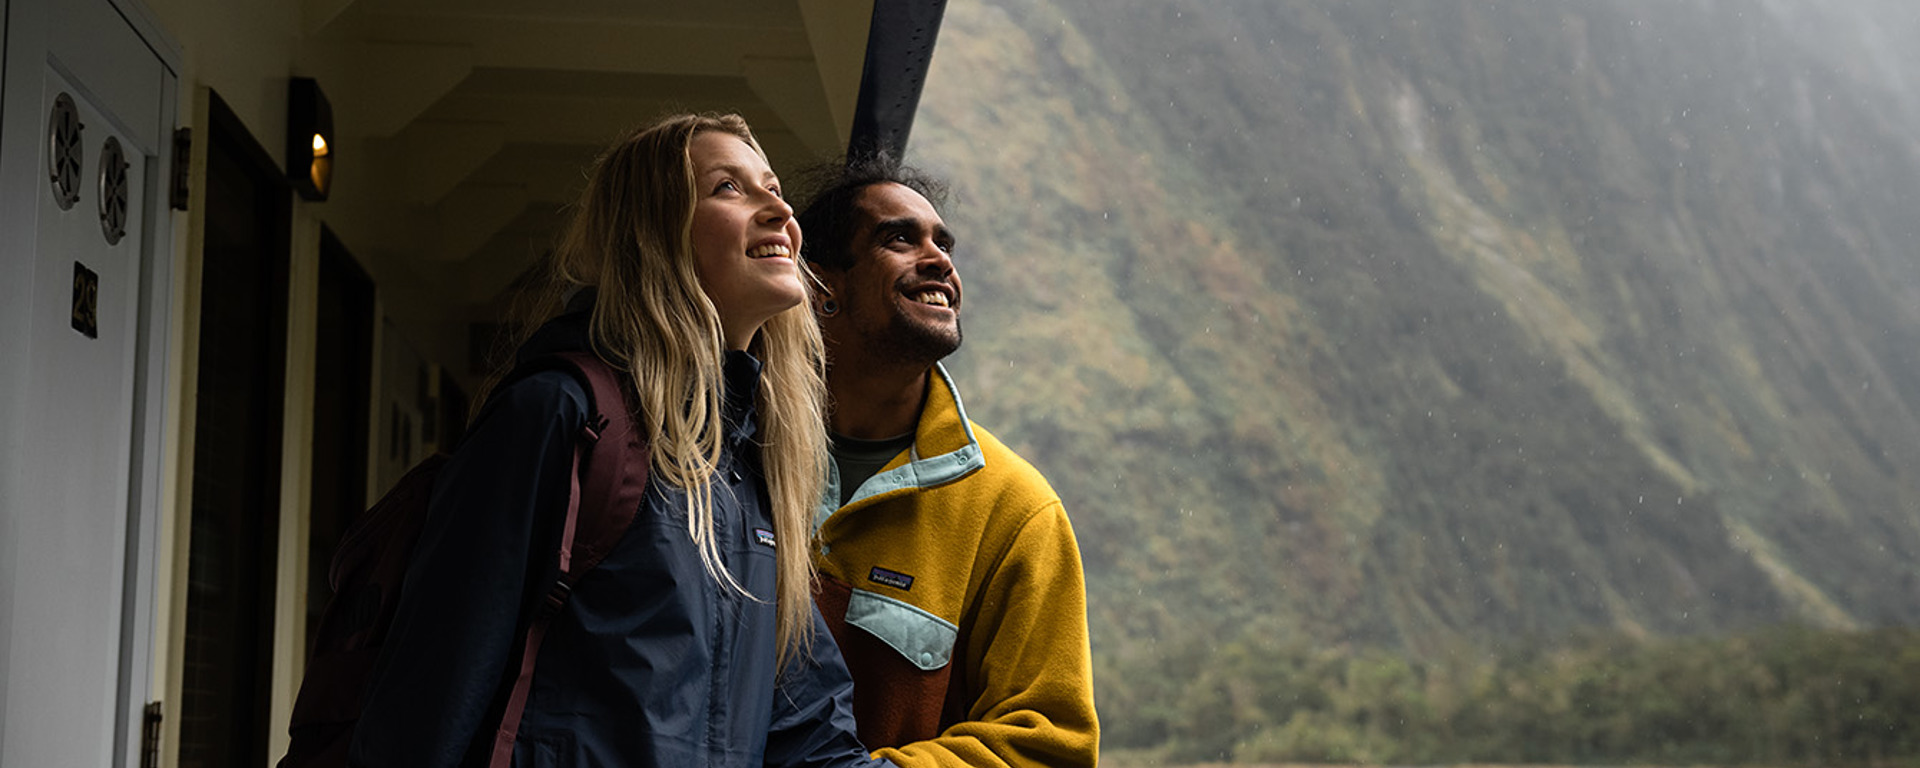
[349,312,887,768]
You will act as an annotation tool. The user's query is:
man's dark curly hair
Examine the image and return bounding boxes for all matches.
[794,153,951,272]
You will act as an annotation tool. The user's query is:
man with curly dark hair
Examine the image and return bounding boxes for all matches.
[794,155,1099,768]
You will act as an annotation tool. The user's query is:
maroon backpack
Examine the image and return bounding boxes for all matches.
[279,351,651,768]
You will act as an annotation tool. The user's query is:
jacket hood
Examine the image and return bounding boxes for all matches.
[513,291,763,445]
[515,289,597,364]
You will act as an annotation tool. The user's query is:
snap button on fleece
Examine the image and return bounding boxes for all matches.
[919,652,934,667]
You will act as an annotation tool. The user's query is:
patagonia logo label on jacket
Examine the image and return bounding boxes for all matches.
[868,566,914,591]
[754,528,776,548]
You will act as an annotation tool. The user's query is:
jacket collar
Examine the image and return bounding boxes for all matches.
[721,350,763,447]
[816,362,986,525]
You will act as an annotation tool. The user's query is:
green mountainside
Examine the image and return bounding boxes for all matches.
[905,0,1920,760]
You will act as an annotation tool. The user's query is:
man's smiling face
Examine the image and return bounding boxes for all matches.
[821,181,963,366]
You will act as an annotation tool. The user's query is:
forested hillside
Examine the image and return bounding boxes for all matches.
[904,1,1920,762]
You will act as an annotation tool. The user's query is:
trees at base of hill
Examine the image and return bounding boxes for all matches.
[1101,624,1920,767]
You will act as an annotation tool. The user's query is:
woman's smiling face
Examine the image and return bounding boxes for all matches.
[688,130,805,350]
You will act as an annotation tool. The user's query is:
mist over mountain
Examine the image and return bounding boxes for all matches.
[906,0,1920,686]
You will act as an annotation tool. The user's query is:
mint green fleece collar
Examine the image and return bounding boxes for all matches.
[815,363,985,527]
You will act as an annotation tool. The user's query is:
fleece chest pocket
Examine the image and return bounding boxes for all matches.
[845,589,956,671]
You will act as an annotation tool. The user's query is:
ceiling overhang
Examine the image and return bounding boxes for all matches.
[290,0,935,317]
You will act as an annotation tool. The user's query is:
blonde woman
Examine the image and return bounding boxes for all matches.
[350,115,889,768]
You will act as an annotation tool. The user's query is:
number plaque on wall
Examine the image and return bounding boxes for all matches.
[72,261,99,339]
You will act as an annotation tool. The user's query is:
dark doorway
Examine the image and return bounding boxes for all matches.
[305,228,374,658]
[179,92,290,768]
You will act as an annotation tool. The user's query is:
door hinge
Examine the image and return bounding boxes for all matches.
[170,128,192,211]
[140,701,163,768]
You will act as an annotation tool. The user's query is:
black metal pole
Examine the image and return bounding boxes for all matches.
[848,0,948,159]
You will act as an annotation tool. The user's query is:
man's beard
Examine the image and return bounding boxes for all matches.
[868,309,962,368]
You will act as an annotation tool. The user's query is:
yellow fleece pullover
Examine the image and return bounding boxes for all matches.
[813,364,1099,768]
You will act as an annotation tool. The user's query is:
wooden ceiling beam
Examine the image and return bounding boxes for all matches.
[352,14,812,78]
[797,0,874,145]
[744,56,841,157]
[397,120,507,206]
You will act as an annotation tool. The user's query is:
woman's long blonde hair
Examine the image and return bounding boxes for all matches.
[482,114,827,669]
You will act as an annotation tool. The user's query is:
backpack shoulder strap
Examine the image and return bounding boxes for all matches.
[489,351,650,767]
[550,350,651,577]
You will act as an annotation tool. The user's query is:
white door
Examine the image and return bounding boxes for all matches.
[0,0,177,764]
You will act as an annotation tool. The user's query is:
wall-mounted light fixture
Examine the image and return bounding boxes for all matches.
[288,77,334,201]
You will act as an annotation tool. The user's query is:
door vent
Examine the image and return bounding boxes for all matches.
[99,136,130,245]
[49,93,84,210]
